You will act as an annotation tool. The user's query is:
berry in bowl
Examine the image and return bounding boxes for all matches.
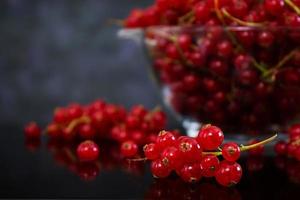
[120,0,300,137]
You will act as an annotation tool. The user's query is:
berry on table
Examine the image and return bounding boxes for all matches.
[24,122,41,138]
[77,140,99,162]
[120,140,138,158]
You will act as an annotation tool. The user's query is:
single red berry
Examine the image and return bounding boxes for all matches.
[46,123,61,138]
[264,0,285,16]
[217,40,232,58]
[68,104,83,119]
[177,136,202,163]
[222,142,241,162]
[257,31,274,48]
[77,140,99,162]
[178,163,203,183]
[126,115,141,129]
[79,124,96,139]
[288,124,300,140]
[161,146,182,170]
[53,107,70,123]
[151,159,172,178]
[200,155,220,177]
[131,130,144,145]
[248,139,264,156]
[110,126,128,143]
[178,34,192,50]
[196,125,224,150]
[120,140,138,158]
[24,122,41,138]
[274,141,287,155]
[287,143,298,157]
[295,148,300,161]
[215,161,242,187]
[144,143,160,160]
[156,130,176,150]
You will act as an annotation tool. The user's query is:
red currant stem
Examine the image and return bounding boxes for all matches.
[263,48,298,78]
[203,134,277,156]
[284,0,300,15]
[65,116,91,134]
[178,10,195,25]
[127,157,148,162]
[251,57,269,74]
[64,148,77,162]
[107,18,125,26]
[221,9,265,27]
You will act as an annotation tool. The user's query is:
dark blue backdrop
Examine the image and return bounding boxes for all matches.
[0,0,167,125]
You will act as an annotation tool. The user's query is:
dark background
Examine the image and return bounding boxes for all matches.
[0,0,161,126]
[1,0,300,199]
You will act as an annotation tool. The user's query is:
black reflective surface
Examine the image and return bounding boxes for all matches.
[0,124,300,199]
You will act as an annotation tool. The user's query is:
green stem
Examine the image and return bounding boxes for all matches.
[284,0,300,15]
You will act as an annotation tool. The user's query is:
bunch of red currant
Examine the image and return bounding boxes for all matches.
[143,124,275,186]
[24,99,167,161]
[274,123,300,160]
[121,0,300,134]
[124,0,300,28]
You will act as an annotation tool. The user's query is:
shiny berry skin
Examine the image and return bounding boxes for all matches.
[120,140,138,158]
[46,123,61,138]
[178,163,203,183]
[215,161,243,187]
[76,140,99,162]
[222,142,241,162]
[156,130,176,149]
[143,143,160,160]
[196,125,224,150]
[151,159,171,178]
[264,0,285,16]
[200,155,220,177]
[24,122,41,138]
[217,40,232,58]
[178,34,192,50]
[68,104,83,119]
[288,124,300,140]
[161,146,181,170]
[79,124,96,139]
[177,136,202,163]
[274,141,287,155]
[53,108,70,123]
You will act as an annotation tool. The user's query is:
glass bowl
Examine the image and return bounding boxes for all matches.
[119,26,300,139]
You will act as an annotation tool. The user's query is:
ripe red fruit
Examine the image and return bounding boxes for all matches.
[161,146,182,170]
[200,155,220,177]
[177,136,202,163]
[120,140,138,158]
[274,141,287,155]
[46,123,61,138]
[79,124,96,139]
[53,108,70,123]
[197,125,224,150]
[143,143,160,160]
[156,130,176,149]
[151,159,172,178]
[264,0,285,16]
[222,142,241,162]
[215,161,242,187]
[68,104,83,119]
[288,124,300,140]
[24,122,41,138]
[77,140,99,162]
[178,163,203,183]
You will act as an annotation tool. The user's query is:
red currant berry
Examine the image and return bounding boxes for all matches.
[222,142,241,162]
[215,161,242,187]
[264,0,285,16]
[151,159,172,178]
[53,107,70,123]
[68,104,83,119]
[274,141,287,155]
[200,155,220,177]
[144,143,160,160]
[161,146,182,170]
[46,123,61,138]
[120,140,138,158]
[288,124,300,140]
[177,136,202,163]
[178,163,203,183]
[77,140,99,162]
[24,122,41,138]
[178,34,192,50]
[79,124,96,139]
[110,126,128,143]
[156,130,176,149]
[196,125,224,150]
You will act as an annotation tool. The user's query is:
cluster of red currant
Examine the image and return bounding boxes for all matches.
[274,123,300,160]
[122,0,300,134]
[124,0,300,28]
[45,139,145,181]
[24,99,167,161]
[142,124,276,186]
